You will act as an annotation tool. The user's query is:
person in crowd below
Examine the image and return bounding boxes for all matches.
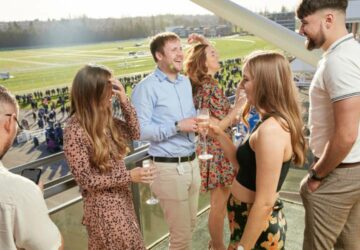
[209,51,306,250]
[296,0,360,249]
[184,34,243,250]
[132,32,200,250]
[63,65,155,250]
[0,85,64,250]
[32,110,37,123]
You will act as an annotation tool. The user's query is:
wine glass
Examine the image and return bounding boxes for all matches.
[142,159,159,205]
[197,108,213,160]
[233,122,248,145]
[233,89,248,145]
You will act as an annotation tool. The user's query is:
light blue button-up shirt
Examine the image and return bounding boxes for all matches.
[131,67,196,157]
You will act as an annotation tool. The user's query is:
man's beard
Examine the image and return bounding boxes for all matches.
[305,26,326,51]
[168,63,181,73]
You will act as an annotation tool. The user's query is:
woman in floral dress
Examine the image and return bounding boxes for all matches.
[185,34,242,250]
[64,64,155,250]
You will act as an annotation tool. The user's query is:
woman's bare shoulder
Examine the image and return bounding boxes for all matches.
[253,116,290,146]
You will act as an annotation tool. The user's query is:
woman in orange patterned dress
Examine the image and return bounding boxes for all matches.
[185,34,243,250]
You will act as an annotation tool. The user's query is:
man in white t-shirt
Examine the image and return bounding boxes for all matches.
[0,86,64,250]
[296,0,360,249]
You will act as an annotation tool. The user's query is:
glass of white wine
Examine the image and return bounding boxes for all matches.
[142,159,159,205]
[233,89,248,145]
[197,108,213,160]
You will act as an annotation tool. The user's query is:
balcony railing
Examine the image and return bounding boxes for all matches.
[8,93,310,249]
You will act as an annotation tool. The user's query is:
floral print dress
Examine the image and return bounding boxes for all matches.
[63,101,145,250]
[193,78,235,192]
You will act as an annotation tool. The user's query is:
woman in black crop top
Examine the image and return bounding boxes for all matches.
[209,51,306,250]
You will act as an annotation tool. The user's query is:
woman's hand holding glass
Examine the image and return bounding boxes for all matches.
[130,163,156,184]
[207,123,224,139]
[232,88,248,144]
[234,89,247,122]
[141,159,159,205]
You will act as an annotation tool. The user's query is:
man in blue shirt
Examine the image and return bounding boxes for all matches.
[132,32,200,250]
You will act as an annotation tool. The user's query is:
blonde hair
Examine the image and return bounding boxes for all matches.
[184,44,212,88]
[70,65,128,172]
[242,51,306,165]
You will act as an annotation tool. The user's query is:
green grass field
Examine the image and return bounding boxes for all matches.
[0,35,278,94]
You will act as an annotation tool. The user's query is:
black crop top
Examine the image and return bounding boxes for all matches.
[235,119,291,192]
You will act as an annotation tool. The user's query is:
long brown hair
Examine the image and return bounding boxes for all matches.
[184,44,212,88]
[70,64,128,172]
[242,51,306,165]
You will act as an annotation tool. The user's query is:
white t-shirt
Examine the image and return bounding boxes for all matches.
[309,34,360,163]
[0,161,62,250]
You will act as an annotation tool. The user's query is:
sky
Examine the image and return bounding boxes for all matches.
[0,0,300,22]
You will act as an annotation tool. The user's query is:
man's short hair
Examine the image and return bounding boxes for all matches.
[296,0,348,19]
[150,32,180,62]
[0,85,18,110]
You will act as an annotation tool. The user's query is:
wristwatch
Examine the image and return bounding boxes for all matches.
[237,245,244,250]
[175,121,181,133]
[308,168,325,181]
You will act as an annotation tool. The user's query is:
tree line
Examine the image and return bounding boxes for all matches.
[0,15,231,48]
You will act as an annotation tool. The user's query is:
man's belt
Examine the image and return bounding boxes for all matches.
[314,157,360,168]
[153,152,196,163]
[338,162,360,168]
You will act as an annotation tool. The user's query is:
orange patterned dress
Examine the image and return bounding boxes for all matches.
[63,101,145,250]
[193,78,235,192]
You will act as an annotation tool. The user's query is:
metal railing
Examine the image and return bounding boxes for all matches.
[9,143,150,203]
[8,91,308,249]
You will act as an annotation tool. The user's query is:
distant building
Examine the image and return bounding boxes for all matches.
[193,27,205,36]
[166,24,232,38]
[203,27,217,37]
[266,12,295,31]
[165,26,188,38]
[216,25,232,36]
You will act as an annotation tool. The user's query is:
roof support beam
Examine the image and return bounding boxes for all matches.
[190,0,322,66]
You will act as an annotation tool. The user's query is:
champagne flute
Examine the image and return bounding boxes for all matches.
[233,89,248,145]
[197,108,213,160]
[142,159,159,205]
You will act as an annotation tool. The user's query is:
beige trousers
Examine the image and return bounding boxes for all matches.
[300,164,360,250]
[151,159,201,250]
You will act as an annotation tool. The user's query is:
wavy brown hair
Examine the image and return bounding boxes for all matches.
[70,65,128,172]
[242,51,306,165]
[184,44,212,89]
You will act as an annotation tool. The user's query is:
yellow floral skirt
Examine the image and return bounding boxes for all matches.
[227,195,287,250]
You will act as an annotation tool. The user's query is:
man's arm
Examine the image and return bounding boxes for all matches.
[312,96,360,177]
[14,183,63,250]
